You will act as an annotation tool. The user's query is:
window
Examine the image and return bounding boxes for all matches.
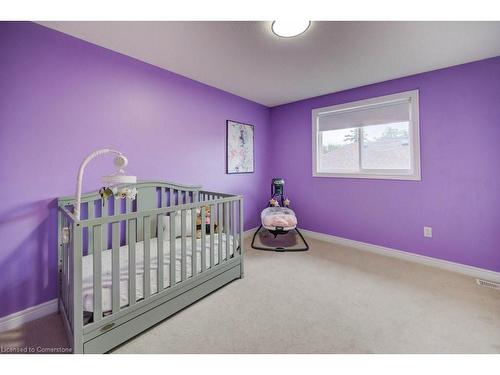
[312,90,421,180]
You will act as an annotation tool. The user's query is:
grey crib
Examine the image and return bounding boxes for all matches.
[57,181,244,353]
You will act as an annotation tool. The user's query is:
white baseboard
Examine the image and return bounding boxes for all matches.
[300,229,500,283]
[0,299,58,333]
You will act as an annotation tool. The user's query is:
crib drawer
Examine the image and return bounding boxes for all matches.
[83,264,241,353]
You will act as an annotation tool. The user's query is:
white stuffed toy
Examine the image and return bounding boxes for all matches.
[118,187,137,200]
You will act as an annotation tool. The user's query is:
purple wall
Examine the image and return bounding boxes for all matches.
[270,56,500,272]
[0,22,271,318]
[1,21,498,319]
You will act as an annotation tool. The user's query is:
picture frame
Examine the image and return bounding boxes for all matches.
[226,120,255,174]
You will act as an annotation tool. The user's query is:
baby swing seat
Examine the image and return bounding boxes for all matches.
[261,207,298,231]
[251,178,309,252]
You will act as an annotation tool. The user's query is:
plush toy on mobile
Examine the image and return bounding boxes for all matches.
[99,186,137,205]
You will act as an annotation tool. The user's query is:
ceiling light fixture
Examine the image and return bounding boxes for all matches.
[271,20,311,38]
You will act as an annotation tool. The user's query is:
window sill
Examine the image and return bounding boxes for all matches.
[312,172,421,181]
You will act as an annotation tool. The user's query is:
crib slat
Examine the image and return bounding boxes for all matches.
[102,198,109,249]
[239,199,244,276]
[66,239,70,312]
[224,202,230,261]
[143,216,151,299]
[72,225,83,347]
[201,206,206,272]
[128,219,136,306]
[68,236,73,328]
[209,204,215,268]
[88,201,95,254]
[170,212,176,286]
[112,222,120,314]
[65,217,71,321]
[93,225,102,322]
[124,199,132,245]
[232,201,237,258]
[181,210,187,281]
[114,197,120,215]
[67,214,72,326]
[218,203,223,265]
[62,243,66,311]
[157,215,164,292]
[61,215,68,311]
[191,207,197,277]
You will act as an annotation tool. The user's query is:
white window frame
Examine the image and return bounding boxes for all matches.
[312,90,421,180]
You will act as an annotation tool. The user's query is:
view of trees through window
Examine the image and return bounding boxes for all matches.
[319,122,411,172]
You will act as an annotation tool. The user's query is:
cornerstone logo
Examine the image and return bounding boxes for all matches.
[1,346,72,353]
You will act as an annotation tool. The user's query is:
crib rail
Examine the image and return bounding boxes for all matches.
[58,182,243,352]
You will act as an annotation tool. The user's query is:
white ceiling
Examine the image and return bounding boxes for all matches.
[38,21,500,107]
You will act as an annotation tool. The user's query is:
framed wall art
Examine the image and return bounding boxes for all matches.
[226,120,254,174]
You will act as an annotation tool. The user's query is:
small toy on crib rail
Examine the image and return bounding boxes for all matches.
[195,205,218,238]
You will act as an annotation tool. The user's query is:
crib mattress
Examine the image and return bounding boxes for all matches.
[82,234,237,313]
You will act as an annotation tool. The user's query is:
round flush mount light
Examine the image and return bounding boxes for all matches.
[271,20,311,38]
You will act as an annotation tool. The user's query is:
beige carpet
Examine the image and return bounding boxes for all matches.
[2,236,500,353]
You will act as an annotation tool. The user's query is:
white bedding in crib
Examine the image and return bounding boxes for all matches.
[82,234,237,313]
